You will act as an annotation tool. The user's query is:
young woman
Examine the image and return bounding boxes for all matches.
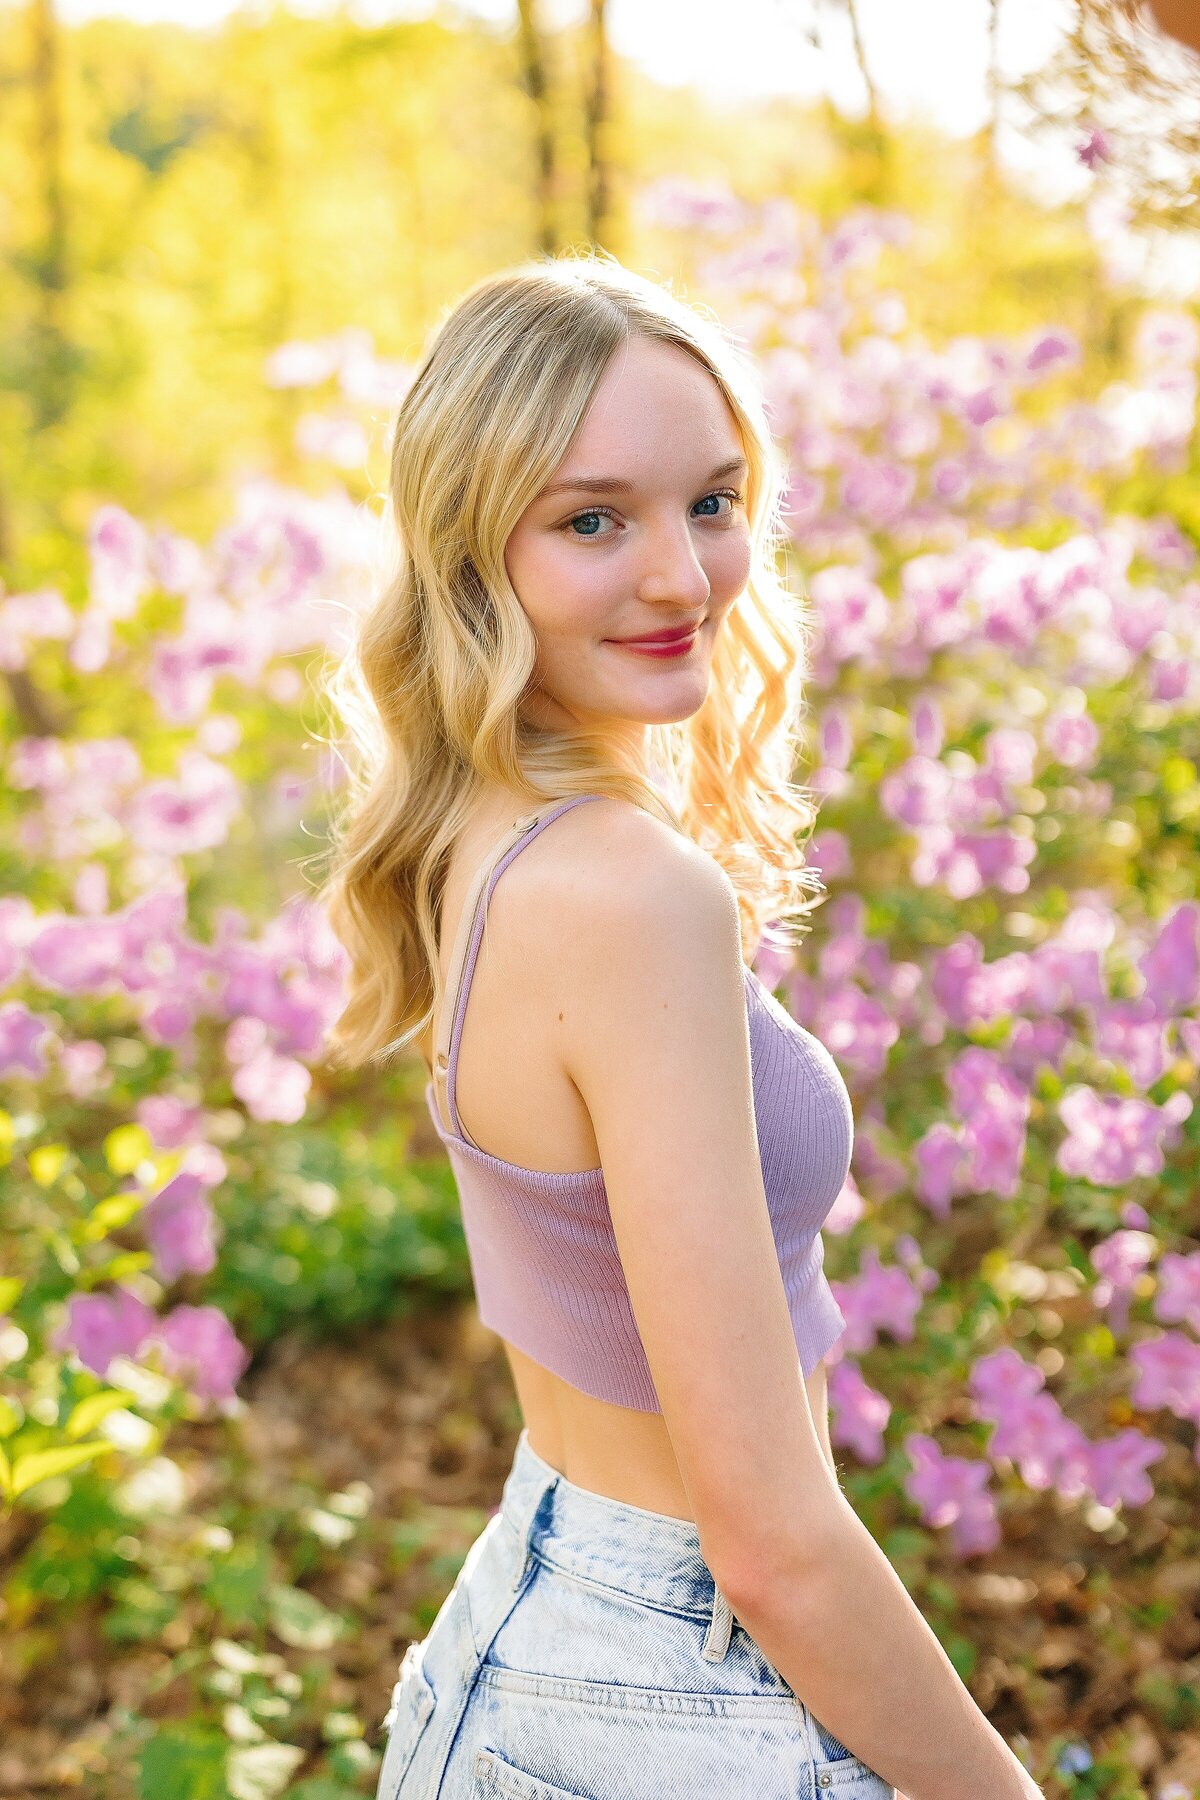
[320,254,1044,1800]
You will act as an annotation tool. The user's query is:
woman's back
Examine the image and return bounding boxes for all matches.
[415,784,843,1518]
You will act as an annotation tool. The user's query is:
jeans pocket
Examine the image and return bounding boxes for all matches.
[375,1640,436,1800]
[470,1746,591,1800]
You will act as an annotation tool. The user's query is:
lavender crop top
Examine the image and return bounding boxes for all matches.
[424,794,853,1412]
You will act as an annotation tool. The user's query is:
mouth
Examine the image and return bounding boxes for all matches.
[606,627,700,659]
[606,619,706,647]
[604,615,708,651]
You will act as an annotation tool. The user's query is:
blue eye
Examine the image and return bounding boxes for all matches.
[568,508,615,537]
[561,490,743,540]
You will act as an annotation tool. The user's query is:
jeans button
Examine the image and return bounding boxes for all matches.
[817,1774,832,1789]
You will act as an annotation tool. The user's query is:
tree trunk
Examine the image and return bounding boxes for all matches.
[843,0,883,147]
[584,0,613,252]
[515,0,557,256]
[28,0,69,431]
[978,0,1002,193]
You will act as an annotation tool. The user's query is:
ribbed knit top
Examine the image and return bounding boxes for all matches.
[424,794,853,1412]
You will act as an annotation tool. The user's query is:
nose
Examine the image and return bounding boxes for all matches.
[634,518,712,610]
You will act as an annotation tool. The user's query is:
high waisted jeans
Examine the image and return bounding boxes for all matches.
[375,1427,895,1799]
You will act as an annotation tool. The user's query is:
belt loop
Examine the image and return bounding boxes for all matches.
[798,1698,820,1789]
[507,1464,558,1594]
[701,1582,734,1662]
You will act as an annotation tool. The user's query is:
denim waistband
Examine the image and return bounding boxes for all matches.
[499,1428,729,1629]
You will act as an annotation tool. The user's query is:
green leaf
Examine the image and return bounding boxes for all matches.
[0,1277,23,1315]
[80,1250,154,1288]
[266,1583,345,1650]
[0,1440,11,1501]
[29,1144,69,1187]
[136,1725,230,1800]
[85,1191,146,1237]
[104,1124,152,1177]
[10,1440,109,1497]
[65,1389,138,1439]
[0,1396,22,1438]
[204,1541,273,1629]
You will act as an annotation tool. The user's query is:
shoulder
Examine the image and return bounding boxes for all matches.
[499,798,746,1079]
[503,796,738,970]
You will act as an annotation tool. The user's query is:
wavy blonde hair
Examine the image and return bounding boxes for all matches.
[317,250,825,1071]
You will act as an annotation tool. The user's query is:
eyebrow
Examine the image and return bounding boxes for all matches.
[537,454,749,503]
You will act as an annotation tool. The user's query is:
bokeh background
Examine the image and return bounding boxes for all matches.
[2,2,1200,1796]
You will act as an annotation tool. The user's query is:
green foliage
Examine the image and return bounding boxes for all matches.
[204,1125,471,1349]
[136,1727,231,1800]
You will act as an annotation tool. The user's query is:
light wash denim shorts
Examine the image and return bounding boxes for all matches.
[375,1427,895,1800]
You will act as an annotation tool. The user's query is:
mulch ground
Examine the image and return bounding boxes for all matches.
[1,1302,1198,1797]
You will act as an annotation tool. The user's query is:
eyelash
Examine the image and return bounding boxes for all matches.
[561,488,745,538]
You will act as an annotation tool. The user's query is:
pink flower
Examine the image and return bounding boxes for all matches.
[27,915,125,993]
[830,1246,929,1354]
[53,1287,156,1376]
[0,1001,54,1077]
[1043,707,1100,770]
[87,503,151,618]
[1077,127,1112,170]
[970,1347,1045,1409]
[1025,328,1080,375]
[141,1172,219,1282]
[59,1039,111,1098]
[903,1433,1001,1557]
[1154,1252,1200,1335]
[1057,1085,1191,1186]
[1085,1430,1166,1508]
[913,1121,963,1219]
[136,1094,203,1150]
[230,1046,312,1123]
[1090,1228,1158,1333]
[829,1359,891,1463]
[125,751,242,856]
[155,1304,250,1402]
[1093,1001,1169,1091]
[1139,903,1200,1014]
[1131,1332,1200,1423]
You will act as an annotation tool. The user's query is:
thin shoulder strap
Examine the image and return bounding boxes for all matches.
[432,794,603,1147]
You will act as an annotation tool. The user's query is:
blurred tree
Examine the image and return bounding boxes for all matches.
[583,0,614,252]
[516,0,558,254]
[27,0,69,432]
[976,0,1003,198]
[816,0,891,205]
[843,0,881,144]
[1007,0,1200,232]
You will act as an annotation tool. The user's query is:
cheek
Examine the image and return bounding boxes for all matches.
[508,534,610,636]
[543,544,615,617]
[707,530,752,595]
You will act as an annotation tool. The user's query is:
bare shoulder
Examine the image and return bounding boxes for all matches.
[501,794,738,981]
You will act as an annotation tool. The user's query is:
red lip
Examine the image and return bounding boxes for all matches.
[611,622,703,644]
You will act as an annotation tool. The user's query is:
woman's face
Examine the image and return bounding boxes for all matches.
[504,334,753,759]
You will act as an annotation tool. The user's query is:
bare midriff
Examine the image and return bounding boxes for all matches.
[413,787,837,1520]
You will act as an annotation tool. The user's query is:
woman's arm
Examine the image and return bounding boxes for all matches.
[549,801,1043,1800]
[724,1503,1040,1800]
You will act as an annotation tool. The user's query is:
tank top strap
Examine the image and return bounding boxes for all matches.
[432,793,604,1145]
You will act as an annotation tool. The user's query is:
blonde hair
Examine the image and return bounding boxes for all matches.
[316,250,825,1071]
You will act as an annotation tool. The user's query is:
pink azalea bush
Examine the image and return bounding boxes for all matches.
[0,189,1195,1622]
